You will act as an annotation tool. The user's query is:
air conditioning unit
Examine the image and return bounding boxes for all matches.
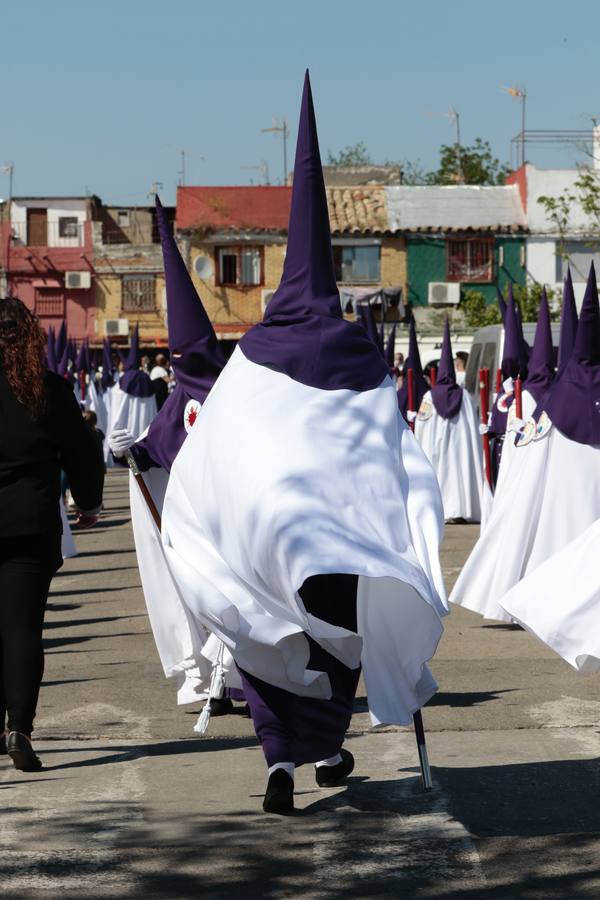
[66,271,91,290]
[261,289,276,313]
[105,318,130,337]
[428,282,461,306]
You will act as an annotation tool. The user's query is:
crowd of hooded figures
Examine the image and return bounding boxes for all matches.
[2,70,599,815]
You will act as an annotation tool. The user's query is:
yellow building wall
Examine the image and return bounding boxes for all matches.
[94,272,167,345]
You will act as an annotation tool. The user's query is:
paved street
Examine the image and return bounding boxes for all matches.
[2,469,600,898]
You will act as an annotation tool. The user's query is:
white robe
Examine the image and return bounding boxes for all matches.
[128,437,241,705]
[494,388,537,499]
[162,347,448,727]
[60,499,76,560]
[86,378,108,436]
[450,423,600,621]
[110,387,157,444]
[500,518,600,672]
[414,390,483,522]
[103,384,120,466]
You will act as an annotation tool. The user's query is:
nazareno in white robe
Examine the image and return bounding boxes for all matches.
[500,517,600,672]
[128,431,242,705]
[414,389,483,522]
[162,346,448,728]
[493,388,537,500]
[450,420,600,622]
[110,385,157,445]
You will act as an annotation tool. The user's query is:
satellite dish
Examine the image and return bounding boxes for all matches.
[194,255,213,279]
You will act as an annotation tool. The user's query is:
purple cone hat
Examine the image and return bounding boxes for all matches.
[101,337,114,390]
[130,196,227,473]
[55,320,67,363]
[46,326,57,374]
[57,340,69,378]
[431,317,462,419]
[119,324,154,397]
[239,71,388,392]
[490,288,523,434]
[496,287,508,324]
[385,322,397,369]
[523,289,554,403]
[359,302,384,355]
[75,339,90,373]
[397,319,428,419]
[557,267,578,372]
[543,262,600,445]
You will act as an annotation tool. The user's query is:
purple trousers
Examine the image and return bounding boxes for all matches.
[239,573,360,767]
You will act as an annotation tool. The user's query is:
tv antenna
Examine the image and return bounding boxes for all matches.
[261,119,290,183]
[501,85,527,167]
[241,160,270,185]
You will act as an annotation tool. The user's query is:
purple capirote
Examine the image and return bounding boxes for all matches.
[397,319,428,419]
[431,317,462,419]
[385,321,397,370]
[55,320,67,362]
[130,195,227,473]
[239,574,361,766]
[101,337,115,390]
[490,287,523,436]
[239,71,389,393]
[558,267,578,372]
[119,323,154,398]
[542,262,600,446]
[523,288,554,403]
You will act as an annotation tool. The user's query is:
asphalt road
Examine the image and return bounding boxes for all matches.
[2,470,600,899]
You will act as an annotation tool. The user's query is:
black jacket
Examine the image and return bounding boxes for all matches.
[0,370,104,538]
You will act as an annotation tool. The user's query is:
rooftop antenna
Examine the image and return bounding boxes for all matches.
[0,162,14,202]
[424,106,463,183]
[177,149,205,187]
[261,118,289,184]
[241,160,270,185]
[501,85,527,168]
[147,181,163,200]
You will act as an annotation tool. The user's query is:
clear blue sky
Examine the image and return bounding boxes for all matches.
[2,0,599,204]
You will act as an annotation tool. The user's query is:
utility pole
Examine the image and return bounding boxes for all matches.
[261,119,290,183]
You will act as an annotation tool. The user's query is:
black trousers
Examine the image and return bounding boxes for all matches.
[0,535,60,735]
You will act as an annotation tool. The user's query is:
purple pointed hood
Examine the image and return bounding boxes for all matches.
[129,196,227,473]
[502,286,527,380]
[57,340,69,378]
[385,322,397,369]
[55,320,67,362]
[431,318,463,419]
[543,263,600,446]
[75,339,90,373]
[496,287,508,324]
[101,337,115,390]
[239,71,388,393]
[397,319,428,419]
[46,327,57,373]
[523,289,554,402]
[359,302,384,355]
[558,267,578,372]
[119,324,154,397]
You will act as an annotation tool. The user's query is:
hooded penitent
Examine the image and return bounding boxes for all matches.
[431,318,462,419]
[489,286,525,439]
[101,337,115,391]
[557,267,578,373]
[385,322,397,371]
[161,72,447,767]
[358,301,384,356]
[118,325,154,398]
[57,340,70,379]
[46,326,57,374]
[522,289,554,405]
[55,320,67,364]
[130,196,227,473]
[397,319,428,420]
[543,263,600,446]
[450,262,600,623]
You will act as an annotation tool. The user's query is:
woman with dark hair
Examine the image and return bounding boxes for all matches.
[0,297,104,771]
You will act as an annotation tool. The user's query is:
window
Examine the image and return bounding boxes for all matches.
[333,244,380,283]
[559,241,600,281]
[35,289,65,317]
[117,210,130,228]
[447,237,494,282]
[122,275,156,312]
[58,216,79,238]
[215,247,263,286]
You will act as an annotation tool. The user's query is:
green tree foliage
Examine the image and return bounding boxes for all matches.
[326,142,373,166]
[427,139,511,186]
[460,284,560,328]
[538,168,600,259]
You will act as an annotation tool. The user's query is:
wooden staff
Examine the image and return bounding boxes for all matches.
[125,449,162,529]
[514,375,523,420]
[413,709,433,791]
[407,367,415,433]
[479,367,493,489]
[495,367,503,395]
[429,366,437,387]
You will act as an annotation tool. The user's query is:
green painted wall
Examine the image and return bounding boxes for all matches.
[407,235,526,306]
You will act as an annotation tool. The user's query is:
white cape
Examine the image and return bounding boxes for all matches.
[129,438,241,704]
[450,424,600,621]
[414,390,482,522]
[500,518,600,672]
[162,347,448,727]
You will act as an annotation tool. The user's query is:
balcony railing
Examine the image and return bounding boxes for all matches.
[10,220,86,248]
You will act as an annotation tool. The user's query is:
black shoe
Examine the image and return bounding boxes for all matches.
[263,769,294,814]
[0,733,6,755]
[207,697,234,717]
[315,748,354,787]
[7,732,42,772]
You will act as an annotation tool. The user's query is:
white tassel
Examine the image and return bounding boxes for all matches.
[193,641,226,735]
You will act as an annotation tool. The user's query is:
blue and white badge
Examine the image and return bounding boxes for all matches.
[184,398,202,433]
[516,417,536,448]
[417,399,433,422]
[533,411,552,441]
